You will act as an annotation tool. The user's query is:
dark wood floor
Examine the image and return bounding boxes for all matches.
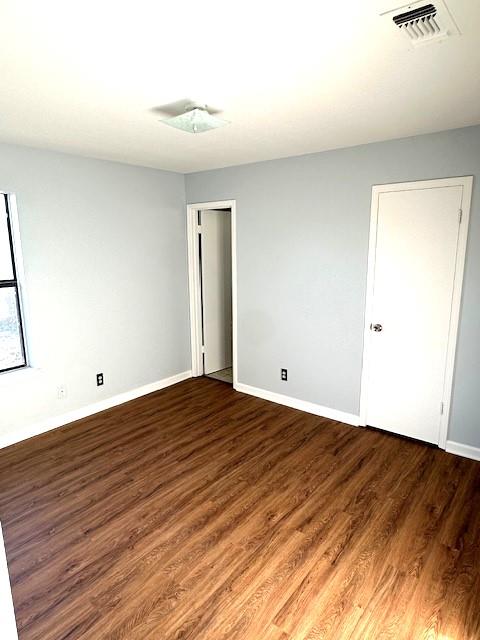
[0,378,479,639]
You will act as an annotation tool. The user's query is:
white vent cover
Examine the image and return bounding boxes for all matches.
[381,1,460,47]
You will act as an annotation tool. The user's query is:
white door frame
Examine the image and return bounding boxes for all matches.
[187,200,238,388]
[359,176,473,449]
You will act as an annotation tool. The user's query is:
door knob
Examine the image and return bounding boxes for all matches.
[371,323,383,332]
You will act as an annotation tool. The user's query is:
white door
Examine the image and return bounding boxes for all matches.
[200,209,232,375]
[362,182,467,444]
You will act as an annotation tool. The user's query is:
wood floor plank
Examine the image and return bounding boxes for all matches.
[0,377,479,639]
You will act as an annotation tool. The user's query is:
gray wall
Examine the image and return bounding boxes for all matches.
[186,125,480,449]
[0,143,190,439]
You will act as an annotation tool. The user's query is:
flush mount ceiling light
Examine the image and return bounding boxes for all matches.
[162,103,229,134]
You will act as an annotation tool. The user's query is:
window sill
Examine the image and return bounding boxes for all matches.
[0,366,43,387]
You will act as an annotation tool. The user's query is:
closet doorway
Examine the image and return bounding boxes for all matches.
[187,200,237,387]
[360,177,472,447]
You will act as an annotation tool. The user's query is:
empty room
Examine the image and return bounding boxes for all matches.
[0,1,479,639]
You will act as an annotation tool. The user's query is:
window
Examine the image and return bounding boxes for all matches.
[0,195,27,373]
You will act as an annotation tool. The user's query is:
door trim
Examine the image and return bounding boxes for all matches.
[187,200,238,388]
[359,176,473,448]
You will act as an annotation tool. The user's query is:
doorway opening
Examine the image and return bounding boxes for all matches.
[187,200,237,388]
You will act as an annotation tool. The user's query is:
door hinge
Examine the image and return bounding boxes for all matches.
[201,344,205,354]
[197,224,202,234]
[459,209,463,224]
[440,401,444,415]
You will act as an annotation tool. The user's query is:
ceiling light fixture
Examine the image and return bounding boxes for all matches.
[162,103,229,134]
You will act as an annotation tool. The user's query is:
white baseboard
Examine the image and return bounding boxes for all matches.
[446,440,480,462]
[235,382,359,426]
[0,370,192,449]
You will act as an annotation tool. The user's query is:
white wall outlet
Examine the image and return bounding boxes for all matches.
[57,385,67,400]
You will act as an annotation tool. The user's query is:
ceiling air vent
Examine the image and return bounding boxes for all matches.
[381,0,460,47]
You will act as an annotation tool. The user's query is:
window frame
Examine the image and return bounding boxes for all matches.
[0,193,27,374]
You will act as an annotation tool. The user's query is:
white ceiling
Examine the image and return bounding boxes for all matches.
[0,0,479,173]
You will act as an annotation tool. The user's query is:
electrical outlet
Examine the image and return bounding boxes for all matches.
[96,373,104,386]
[57,385,67,399]
[281,368,288,381]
